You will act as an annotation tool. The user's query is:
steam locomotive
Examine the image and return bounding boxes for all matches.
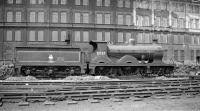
[12,39,174,79]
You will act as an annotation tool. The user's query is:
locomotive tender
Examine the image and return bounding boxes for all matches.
[13,39,174,78]
[15,45,83,78]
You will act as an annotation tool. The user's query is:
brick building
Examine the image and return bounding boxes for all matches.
[0,0,200,64]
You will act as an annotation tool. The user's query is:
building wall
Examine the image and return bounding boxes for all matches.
[0,0,200,64]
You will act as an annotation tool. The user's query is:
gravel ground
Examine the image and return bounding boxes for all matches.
[1,96,200,111]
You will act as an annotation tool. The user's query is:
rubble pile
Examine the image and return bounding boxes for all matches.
[5,76,37,81]
[173,65,200,75]
[0,64,14,80]
[64,76,119,81]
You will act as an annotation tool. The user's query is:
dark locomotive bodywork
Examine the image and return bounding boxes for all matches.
[15,45,83,78]
[13,39,174,78]
[90,39,174,76]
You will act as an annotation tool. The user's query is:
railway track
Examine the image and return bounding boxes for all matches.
[0,77,200,106]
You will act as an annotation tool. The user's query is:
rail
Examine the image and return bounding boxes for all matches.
[0,78,200,106]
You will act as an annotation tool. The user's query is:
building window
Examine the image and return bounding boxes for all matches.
[179,35,184,44]
[117,14,123,25]
[7,12,13,22]
[158,34,166,43]
[75,0,81,5]
[118,32,124,42]
[125,0,130,8]
[61,12,67,23]
[61,0,67,4]
[178,18,184,28]
[136,32,151,43]
[83,0,89,5]
[105,32,110,42]
[180,50,184,61]
[136,15,150,27]
[154,1,161,10]
[75,31,81,41]
[75,12,89,23]
[38,12,44,23]
[144,16,150,26]
[7,0,13,4]
[30,12,36,22]
[118,0,130,8]
[136,15,143,26]
[29,31,35,41]
[172,17,178,28]
[161,17,168,27]
[174,50,178,61]
[173,35,178,44]
[52,31,58,41]
[173,35,184,44]
[194,36,199,45]
[194,5,199,14]
[191,36,195,44]
[155,33,160,43]
[189,19,193,29]
[83,31,89,42]
[97,0,110,6]
[75,0,89,5]
[38,0,45,4]
[30,0,36,4]
[16,0,22,4]
[38,31,44,41]
[187,4,193,13]
[197,37,200,45]
[96,13,103,24]
[75,13,81,23]
[176,3,185,12]
[52,0,58,4]
[195,19,199,29]
[143,33,151,43]
[105,13,111,24]
[125,15,131,25]
[137,0,150,9]
[191,50,195,61]
[118,0,123,8]
[6,31,13,41]
[97,0,102,6]
[163,50,168,61]
[82,13,89,23]
[155,16,161,27]
[97,32,103,41]
[160,2,167,10]
[52,12,58,23]
[125,33,131,42]
[137,33,143,43]
[61,31,67,41]
[105,0,110,6]
[16,11,21,22]
[15,31,21,41]
[160,34,168,43]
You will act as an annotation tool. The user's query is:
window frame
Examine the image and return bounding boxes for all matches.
[15,30,21,41]
[52,31,59,41]
[38,31,44,41]
[7,11,13,22]
[6,30,13,41]
[29,31,36,41]
[30,11,36,23]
